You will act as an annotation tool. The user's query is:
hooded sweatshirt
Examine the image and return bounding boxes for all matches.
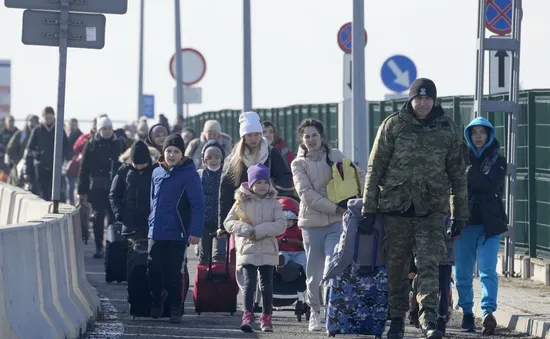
[463,117,508,237]
[198,140,226,226]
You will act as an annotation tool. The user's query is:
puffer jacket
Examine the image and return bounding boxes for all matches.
[224,183,286,267]
[291,146,365,228]
[185,133,232,170]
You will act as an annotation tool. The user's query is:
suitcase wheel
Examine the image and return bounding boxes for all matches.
[297,313,302,322]
[230,312,234,316]
[327,330,336,337]
[132,316,136,320]
[375,336,382,339]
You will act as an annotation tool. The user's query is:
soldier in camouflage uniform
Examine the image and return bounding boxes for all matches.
[358,78,468,339]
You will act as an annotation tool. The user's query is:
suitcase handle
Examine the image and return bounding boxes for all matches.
[207,232,231,280]
[352,228,378,275]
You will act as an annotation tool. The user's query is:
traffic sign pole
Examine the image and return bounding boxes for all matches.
[51,0,70,212]
[243,0,252,112]
[174,0,185,118]
[351,0,368,168]
[137,0,144,120]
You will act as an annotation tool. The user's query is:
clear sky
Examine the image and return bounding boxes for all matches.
[1,0,548,129]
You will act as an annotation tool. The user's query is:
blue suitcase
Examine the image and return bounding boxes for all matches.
[325,229,388,337]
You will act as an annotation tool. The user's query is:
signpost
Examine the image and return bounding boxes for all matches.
[343,53,352,99]
[337,22,367,54]
[169,48,207,86]
[5,0,127,213]
[0,60,11,120]
[380,55,417,93]
[143,94,155,119]
[485,0,512,35]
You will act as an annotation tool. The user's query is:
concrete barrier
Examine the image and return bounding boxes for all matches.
[0,182,100,339]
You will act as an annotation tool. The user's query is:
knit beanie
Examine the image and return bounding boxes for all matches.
[247,163,270,188]
[203,120,222,134]
[130,140,151,164]
[97,116,113,131]
[163,133,186,153]
[202,140,225,159]
[408,78,437,101]
[239,111,263,137]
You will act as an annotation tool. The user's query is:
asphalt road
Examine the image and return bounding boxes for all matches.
[82,240,532,339]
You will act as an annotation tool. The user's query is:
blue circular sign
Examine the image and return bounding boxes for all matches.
[485,0,512,35]
[380,55,417,93]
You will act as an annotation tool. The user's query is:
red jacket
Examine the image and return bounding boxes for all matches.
[73,131,93,155]
[275,139,295,166]
[277,223,304,252]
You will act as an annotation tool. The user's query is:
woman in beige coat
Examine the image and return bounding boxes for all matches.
[291,118,365,332]
[224,163,286,333]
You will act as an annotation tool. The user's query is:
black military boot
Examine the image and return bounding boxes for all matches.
[435,317,446,335]
[421,322,443,339]
[386,317,405,339]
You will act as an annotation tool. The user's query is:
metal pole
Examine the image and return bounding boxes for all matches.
[473,0,486,120]
[175,0,184,116]
[352,0,368,167]
[137,0,144,120]
[243,0,252,112]
[52,0,70,213]
[505,0,522,277]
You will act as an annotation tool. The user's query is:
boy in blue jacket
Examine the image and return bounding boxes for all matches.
[148,134,205,323]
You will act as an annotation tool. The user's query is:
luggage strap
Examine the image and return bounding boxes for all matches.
[207,232,231,280]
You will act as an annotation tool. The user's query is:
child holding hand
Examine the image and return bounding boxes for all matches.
[224,163,286,333]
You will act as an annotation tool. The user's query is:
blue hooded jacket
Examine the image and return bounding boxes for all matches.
[148,156,205,241]
[463,117,508,237]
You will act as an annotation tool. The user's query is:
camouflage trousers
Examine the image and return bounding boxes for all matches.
[384,212,446,324]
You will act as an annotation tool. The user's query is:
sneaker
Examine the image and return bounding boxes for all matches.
[240,310,254,333]
[420,322,443,339]
[482,313,497,335]
[260,314,273,332]
[93,248,104,259]
[387,317,405,339]
[308,311,322,332]
[461,313,476,332]
[150,289,168,319]
[435,317,446,335]
[169,305,182,323]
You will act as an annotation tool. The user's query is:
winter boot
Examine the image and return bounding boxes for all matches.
[482,313,497,335]
[260,314,273,332]
[386,317,405,339]
[240,310,254,332]
[421,322,443,339]
[461,313,476,332]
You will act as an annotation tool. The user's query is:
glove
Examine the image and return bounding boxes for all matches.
[357,213,376,235]
[447,219,465,239]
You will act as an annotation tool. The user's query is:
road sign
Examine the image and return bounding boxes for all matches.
[488,36,511,95]
[169,48,206,86]
[343,53,352,99]
[173,86,202,104]
[380,55,417,93]
[143,94,155,119]
[485,0,512,35]
[337,22,367,54]
[22,10,106,49]
[5,0,128,14]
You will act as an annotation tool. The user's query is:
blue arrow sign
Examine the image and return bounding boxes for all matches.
[143,94,155,119]
[380,55,417,93]
[485,0,512,35]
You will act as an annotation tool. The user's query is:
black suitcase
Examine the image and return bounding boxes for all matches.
[105,222,128,283]
[127,240,190,319]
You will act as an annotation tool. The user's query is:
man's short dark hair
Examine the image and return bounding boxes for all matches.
[43,106,55,115]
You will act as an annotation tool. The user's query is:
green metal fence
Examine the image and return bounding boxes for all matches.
[186,89,550,258]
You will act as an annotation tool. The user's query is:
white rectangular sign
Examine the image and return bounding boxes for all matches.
[0,60,11,119]
[488,35,511,95]
[343,53,352,100]
[173,86,202,104]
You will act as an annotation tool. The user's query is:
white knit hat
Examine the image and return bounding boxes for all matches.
[97,116,113,131]
[283,210,298,220]
[239,111,262,137]
[203,120,222,134]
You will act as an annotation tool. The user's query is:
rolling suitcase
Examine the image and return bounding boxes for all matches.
[105,222,128,283]
[325,229,388,337]
[193,233,238,315]
[127,239,190,319]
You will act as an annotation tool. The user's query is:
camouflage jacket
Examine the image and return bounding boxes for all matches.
[362,103,468,221]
